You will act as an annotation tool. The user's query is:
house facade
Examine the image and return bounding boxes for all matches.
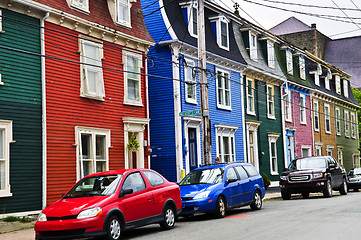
[32,0,153,205]
[141,0,246,182]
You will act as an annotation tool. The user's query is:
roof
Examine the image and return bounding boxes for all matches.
[269,17,311,35]
[33,0,153,43]
[324,36,361,89]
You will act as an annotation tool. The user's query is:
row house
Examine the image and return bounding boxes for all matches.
[233,16,285,185]
[141,0,246,181]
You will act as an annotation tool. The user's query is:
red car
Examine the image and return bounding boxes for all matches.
[35,169,182,240]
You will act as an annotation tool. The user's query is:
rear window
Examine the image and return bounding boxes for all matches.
[243,165,259,177]
[143,171,164,187]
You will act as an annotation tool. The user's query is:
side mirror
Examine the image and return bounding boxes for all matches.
[226,178,238,184]
[329,163,336,169]
[119,188,133,197]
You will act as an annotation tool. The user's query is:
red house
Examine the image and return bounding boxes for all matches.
[33,0,154,205]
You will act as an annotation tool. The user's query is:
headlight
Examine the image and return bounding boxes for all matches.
[77,207,102,219]
[280,176,288,181]
[37,212,47,222]
[193,191,211,199]
[313,173,323,179]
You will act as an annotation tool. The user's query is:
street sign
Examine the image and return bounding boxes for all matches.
[179,110,201,117]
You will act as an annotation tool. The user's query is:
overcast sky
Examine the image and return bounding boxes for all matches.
[218,0,361,39]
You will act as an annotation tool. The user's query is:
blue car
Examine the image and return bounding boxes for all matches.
[179,162,265,218]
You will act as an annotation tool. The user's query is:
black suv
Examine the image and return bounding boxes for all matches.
[279,156,347,200]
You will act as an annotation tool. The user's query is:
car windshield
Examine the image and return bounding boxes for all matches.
[289,157,327,170]
[179,168,224,185]
[63,175,122,198]
[348,168,361,176]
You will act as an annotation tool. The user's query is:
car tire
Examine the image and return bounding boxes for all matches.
[323,179,332,198]
[302,192,309,198]
[160,205,175,230]
[105,215,122,240]
[281,190,291,200]
[215,196,226,218]
[250,190,262,210]
[339,178,347,195]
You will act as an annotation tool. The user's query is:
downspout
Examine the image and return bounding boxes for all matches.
[145,53,151,169]
[241,69,247,163]
[281,79,288,169]
[41,12,49,209]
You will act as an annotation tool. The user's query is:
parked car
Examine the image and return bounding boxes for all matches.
[279,156,348,200]
[179,162,265,218]
[347,167,361,191]
[34,169,182,240]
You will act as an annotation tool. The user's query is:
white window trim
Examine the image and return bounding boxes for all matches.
[69,0,89,13]
[75,126,111,181]
[215,125,238,163]
[335,107,341,136]
[246,77,255,115]
[326,145,334,157]
[267,40,275,68]
[123,52,143,106]
[351,112,356,138]
[301,146,312,157]
[335,75,341,95]
[249,32,258,61]
[79,39,105,100]
[184,58,197,104]
[0,120,13,198]
[315,144,322,156]
[345,110,350,138]
[337,147,343,165]
[284,88,292,122]
[267,84,275,119]
[216,68,231,110]
[210,15,230,51]
[324,103,331,134]
[116,0,131,28]
[313,100,319,132]
[286,49,293,75]
[299,55,306,80]
[325,69,331,90]
[268,133,280,176]
[353,153,360,168]
[310,64,322,86]
[300,94,307,125]
[184,4,198,38]
[343,80,349,98]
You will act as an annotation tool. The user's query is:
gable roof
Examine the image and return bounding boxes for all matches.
[269,17,311,35]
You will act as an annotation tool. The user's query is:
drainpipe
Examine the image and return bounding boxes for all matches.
[281,80,288,169]
[41,12,49,209]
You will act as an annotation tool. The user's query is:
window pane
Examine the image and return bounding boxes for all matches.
[118,0,129,22]
[192,7,197,35]
[221,22,227,47]
[122,172,146,193]
[84,43,99,66]
[225,90,230,106]
[83,160,92,177]
[87,70,97,93]
[127,56,138,79]
[0,129,3,159]
[81,134,91,159]
[218,89,223,105]
[96,135,105,159]
[0,160,4,190]
[96,161,106,173]
[128,79,139,100]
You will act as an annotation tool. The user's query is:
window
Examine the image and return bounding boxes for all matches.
[143,171,164,187]
[268,134,279,175]
[325,69,331,90]
[315,145,322,156]
[337,148,343,165]
[124,53,142,105]
[324,103,331,134]
[343,80,349,98]
[217,69,231,109]
[335,75,341,95]
[216,125,237,163]
[0,120,12,197]
[267,85,275,119]
[210,15,229,50]
[235,166,248,180]
[121,172,146,193]
[249,32,258,61]
[184,58,197,104]
[335,107,341,135]
[313,100,319,131]
[182,3,198,37]
[226,167,238,181]
[286,49,293,75]
[351,112,356,138]
[300,94,306,124]
[345,110,349,137]
[246,78,255,115]
[243,165,259,177]
[284,88,292,122]
[312,64,322,86]
[80,39,104,100]
[267,40,275,68]
[301,147,311,157]
[299,55,305,80]
[76,127,110,180]
[117,0,131,26]
[70,0,89,12]
[353,154,360,168]
[326,147,333,156]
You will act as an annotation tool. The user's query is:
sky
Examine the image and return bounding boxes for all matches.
[217,0,361,39]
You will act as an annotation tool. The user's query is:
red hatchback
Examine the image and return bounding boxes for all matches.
[35,169,182,240]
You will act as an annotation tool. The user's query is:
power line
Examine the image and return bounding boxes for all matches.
[331,0,361,33]
[253,0,361,11]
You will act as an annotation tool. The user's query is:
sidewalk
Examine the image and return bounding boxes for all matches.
[0,188,282,239]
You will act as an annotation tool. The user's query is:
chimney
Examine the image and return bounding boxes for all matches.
[311,23,316,29]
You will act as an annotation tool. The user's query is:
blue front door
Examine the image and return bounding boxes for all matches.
[188,128,198,171]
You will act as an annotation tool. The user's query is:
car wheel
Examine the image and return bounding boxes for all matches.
[215,196,226,218]
[339,178,347,195]
[302,192,309,198]
[323,179,332,198]
[106,215,121,240]
[160,205,175,230]
[281,190,291,200]
[250,190,262,210]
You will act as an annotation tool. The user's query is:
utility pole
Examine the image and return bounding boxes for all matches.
[197,0,212,165]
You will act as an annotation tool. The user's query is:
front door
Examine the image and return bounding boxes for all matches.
[287,134,294,167]
[248,130,259,170]
[188,128,198,171]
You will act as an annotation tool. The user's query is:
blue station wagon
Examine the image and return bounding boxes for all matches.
[179,163,265,218]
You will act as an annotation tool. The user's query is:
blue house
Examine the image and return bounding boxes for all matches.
[141,0,247,181]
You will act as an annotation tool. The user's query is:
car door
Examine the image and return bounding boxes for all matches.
[224,167,242,206]
[142,170,167,216]
[119,172,153,223]
[328,157,343,187]
[234,166,253,203]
